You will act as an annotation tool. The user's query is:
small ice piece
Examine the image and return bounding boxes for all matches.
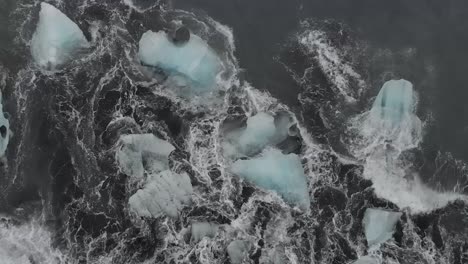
[129,170,192,218]
[138,30,222,91]
[225,112,276,157]
[224,112,295,157]
[231,148,310,209]
[371,79,415,126]
[191,222,219,242]
[31,2,89,69]
[0,92,10,157]
[116,134,175,179]
[227,240,249,264]
[362,208,402,247]
[352,256,379,264]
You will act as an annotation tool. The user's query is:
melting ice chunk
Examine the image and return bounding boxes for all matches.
[227,240,250,264]
[223,112,295,157]
[352,256,379,264]
[371,79,415,125]
[138,30,222,91]
[31,2,89,69]
[363,208,402,247]
[347,79,422,156]
[231,148,310,209]
[116,134,175,179]
[0,92,10,157]
[129,170,192,218]
[190,222,219,242]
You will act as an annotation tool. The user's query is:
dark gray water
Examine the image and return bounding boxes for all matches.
[2,0,468,159]
[176,0,468,161]
[0,1,467,263]
[0,0,15,67]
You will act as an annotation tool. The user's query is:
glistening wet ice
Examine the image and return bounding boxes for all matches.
[0,1,467,264]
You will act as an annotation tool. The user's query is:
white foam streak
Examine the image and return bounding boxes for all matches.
[298,30,364,102]
[363,154,466,213]
[0,220,68,264]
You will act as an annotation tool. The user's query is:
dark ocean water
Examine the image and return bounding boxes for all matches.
[0,0,16,68]
[0,1,467,263]
[175,0,468,161]
[1,0,468,160]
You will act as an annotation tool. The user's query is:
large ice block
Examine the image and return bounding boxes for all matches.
[190,222,219,242]
[116,134,175,180]
[371,79,414,126]
[227,240,250,264]
[362,208,402,247]
[348,79,422,156]
[129,170,192,218]
[231,148,310,209]
[353,256,379,264]
[138,30,222,91]
[223,112,295,157]
[31,2,89,69]
[0,92,10,157]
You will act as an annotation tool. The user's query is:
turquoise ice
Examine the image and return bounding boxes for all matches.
[363,208,402,248]
[31,3,89,69]
[223,112,295,157]
[371,79,414,126]
[231,148,309,209]
[348,79,422,157]
[138,30,222,91]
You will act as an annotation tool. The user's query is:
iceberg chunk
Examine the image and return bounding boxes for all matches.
[190,222,219,242]
[138,30,222,91]
[116,134,175,180]
[371,79,415,126]
[352,256,379,264]
[223,112,295,157]
[346,79,422,157]
[0,92,10,157]
[31,3,89,69]
[231,148,310,209]
[362,208,402,247]
[227,240,250,264]
[129,170,192,218]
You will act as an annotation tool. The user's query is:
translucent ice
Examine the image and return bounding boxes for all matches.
[362,208,402,247]
[138,30,222,91]
[129,170,192,218]
[31,3,89,69]
[0,92,10,157]
[224,112,295,157]
[231,148,310,209]
[347,78,464,213]
[227,240,249,264]
[352,256,379,264]
[191,222,219,242]
[364,79,422,148]
[347,79,422,157]
[116,134,175,180]
[371,79,415,125]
